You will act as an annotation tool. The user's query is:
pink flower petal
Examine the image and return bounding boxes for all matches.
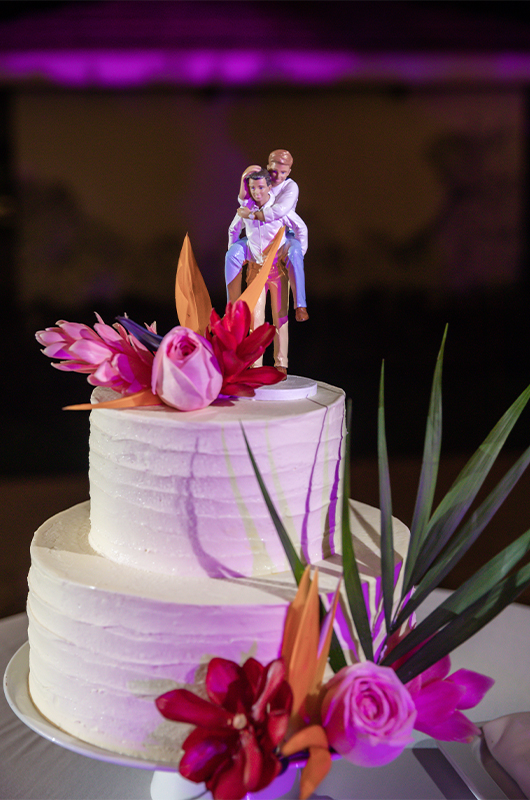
[35,329,66,346]
[448,669,495,710]
[151,328,222,410]
[412,679,465,730]
[40,342,74,359]
[416,655,452,686]
[58,320,100,341]
[53,361,94,374]
[420,709,481,742]
[92,360,121,387]
[94,321,124,345]
[69,338,113,364]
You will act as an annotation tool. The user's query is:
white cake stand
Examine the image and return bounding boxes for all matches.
[3,642,301,800]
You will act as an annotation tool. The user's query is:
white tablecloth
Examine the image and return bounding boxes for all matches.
[2,590,529,799]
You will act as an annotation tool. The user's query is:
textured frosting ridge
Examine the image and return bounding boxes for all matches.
[88,383,345,577]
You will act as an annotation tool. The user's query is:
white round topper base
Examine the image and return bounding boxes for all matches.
[252,375,317,401]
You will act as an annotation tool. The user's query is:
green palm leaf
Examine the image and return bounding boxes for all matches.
[401,327,446,598]
[393,444,530,628]
[342,401,374,662]
[240,424,304,584]
[408,383,530,588]
[378,364,394,634]
[394,561,530,683]
[383,528,530,673]
[241,423,347,672]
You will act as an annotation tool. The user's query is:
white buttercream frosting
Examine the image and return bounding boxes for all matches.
[88,383,345,577]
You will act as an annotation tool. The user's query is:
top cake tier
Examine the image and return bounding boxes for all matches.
[88,381,345,578]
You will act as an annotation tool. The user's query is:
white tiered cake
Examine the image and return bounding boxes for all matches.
[26,381,409,763]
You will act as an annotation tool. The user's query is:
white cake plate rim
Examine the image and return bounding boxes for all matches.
[3,641,179,772]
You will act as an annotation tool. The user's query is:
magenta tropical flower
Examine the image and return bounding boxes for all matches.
[156,657,293,800]
[207,301,284,397]
[406,655,494,742]
[36,314,154,394]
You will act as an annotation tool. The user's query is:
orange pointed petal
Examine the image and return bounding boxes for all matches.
[281,566,311,668]
[175,234,212,336]
[237,226,285,314]
[287,569,320,716]
[313,577,342,689]
[64,388,162,410]
[281,724,329,756]
[299,746,332,800]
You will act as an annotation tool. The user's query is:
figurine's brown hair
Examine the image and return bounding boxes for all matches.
[268,149,293,167]
[247,168,271,185]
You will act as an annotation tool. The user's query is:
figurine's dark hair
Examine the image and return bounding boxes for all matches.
[247,168,271,186]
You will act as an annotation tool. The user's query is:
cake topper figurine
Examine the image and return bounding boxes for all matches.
[228,168,306,375]
[225,149,309,324]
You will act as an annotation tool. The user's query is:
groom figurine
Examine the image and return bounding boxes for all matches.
[225,149,309,322]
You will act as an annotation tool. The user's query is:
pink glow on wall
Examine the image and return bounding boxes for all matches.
[4,49,530,88]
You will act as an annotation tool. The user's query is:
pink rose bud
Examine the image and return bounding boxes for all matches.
[151,327,222,411]
[321,662,417,767]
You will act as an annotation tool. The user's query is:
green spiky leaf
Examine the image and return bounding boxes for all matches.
[394,560,530,683]
[401,327,446,597]
[240,424,304,584]
[393,444,530,628]
[409,383,530,587]
[342,401,375,662]
[241,423,347,673]
[378,363,394,634]
[383,528,530,674]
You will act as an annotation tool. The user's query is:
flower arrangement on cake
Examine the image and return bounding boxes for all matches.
[35,235,530,800]
[36,231,287,412]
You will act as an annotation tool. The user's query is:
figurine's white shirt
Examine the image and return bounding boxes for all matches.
[236,177,307,249]
[264,178,299,222]
[229,192,308,262]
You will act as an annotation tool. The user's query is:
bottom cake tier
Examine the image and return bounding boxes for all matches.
[27,500,409,764]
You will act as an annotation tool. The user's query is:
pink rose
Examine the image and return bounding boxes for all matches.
[151,327,223,411]
[321,662,417,767]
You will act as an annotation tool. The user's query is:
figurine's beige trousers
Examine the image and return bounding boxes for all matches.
[251,262,289,369]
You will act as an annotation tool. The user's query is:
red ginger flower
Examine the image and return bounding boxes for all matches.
[207,301,284,397]
[156,657,293,800]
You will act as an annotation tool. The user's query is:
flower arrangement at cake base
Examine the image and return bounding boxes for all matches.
[155,568,493,800]
[155,330,530,800]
